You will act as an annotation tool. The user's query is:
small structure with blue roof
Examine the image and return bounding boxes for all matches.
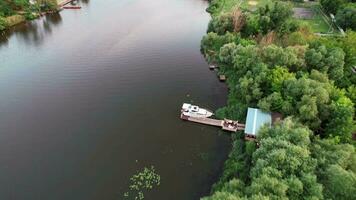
[244,108,272,140]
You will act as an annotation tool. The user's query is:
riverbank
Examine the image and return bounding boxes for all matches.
[200,0,355,199]
[0,0,75,31]
[4,15,27,28]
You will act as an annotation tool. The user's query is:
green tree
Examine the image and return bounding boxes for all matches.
[320,0,347,14]
[325,94,354,142]
[305,44,345,82]
[336,6,356,30]
[219,42,237,65]
[267,66,295,92]
[324,165,356,200]
[311,139,356,199]
[257,2,294,34]
[247,119,323,199]
[208,12,234,35]
[201,32,239,63]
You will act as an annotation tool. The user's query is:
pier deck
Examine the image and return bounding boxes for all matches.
[58,0,76,7]
[180,114,245,132]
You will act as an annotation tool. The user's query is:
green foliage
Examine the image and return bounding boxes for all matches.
[325,95,354,142]
[241,14,260,37]
[267,66,295,93]
[247,119,323,200]
[203,119,325,200]
[201,1,356,200]
[0,0,32,17]
[257,1,294,34]
[211,138,256,193]
[315,30,356,87]
[320,0,347,14]
[206,0,222,14]
[305,43,345,82]
[37,0,58,11]
[208,12,234,35]
[0,1,16,16]
[212,41,353,136]
[201,32,253,63]
[124,166,160,200]
[219,42,238,64]
[260,45,304,69]
[336,6,356,30]
[0,0,58,30]
[324,165,356,200]
[311,139,356,199]
[0,16,7,30]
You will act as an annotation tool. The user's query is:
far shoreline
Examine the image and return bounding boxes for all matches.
[1,0,77,31]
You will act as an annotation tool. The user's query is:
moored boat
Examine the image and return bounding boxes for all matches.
[181,103,213,118]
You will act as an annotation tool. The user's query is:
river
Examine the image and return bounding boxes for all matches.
[0,0,230,199]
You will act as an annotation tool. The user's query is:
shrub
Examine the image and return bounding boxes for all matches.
[0,16,7,30]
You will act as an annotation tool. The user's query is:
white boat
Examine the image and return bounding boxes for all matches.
[181,103,214,118]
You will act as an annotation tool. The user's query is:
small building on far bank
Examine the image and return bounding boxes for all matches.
[244,108,272,140]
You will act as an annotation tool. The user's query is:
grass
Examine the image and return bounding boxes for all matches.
[213,0,335,34]
[294,4,334,33]
[297,15,330,33]
[5,15,26,27]
[217,0,243,13]
[212,0,272,15]
[240,0,272,11]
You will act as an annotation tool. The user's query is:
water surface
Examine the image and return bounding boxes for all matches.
[0,0,230,199]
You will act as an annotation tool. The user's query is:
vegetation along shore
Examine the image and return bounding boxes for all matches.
[200,0,355,199]
[0,0,61,31]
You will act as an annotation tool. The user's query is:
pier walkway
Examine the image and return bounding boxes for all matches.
[58,0,76,7]
[180,114,245,132]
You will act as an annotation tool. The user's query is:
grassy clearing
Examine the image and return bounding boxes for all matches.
[292,2,335,33]
[213,0,336,34]
[212,0,272,15]
[297,13,331,33]
[217,0,244,13]
[240,0,272,11]
[5,15,26,27]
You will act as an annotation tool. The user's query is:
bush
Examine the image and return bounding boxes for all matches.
[0,16,7,30]
[208,13,234,35]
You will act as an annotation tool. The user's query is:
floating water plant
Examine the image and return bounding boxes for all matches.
[124,166,161,200]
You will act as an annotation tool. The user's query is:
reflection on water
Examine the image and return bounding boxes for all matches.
[0,13,62,47]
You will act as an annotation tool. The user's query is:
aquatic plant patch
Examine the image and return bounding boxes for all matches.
[123,166,161,200]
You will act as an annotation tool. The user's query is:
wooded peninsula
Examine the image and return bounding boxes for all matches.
[200,0,355,199]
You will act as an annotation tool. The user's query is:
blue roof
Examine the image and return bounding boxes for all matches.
[245,108,272,136]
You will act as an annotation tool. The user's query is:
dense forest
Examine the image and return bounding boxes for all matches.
[201,0,355,199]
[0,0,58,30]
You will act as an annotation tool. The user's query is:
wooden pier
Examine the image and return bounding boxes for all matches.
[63,6,81,9]
[58,0,77,7]
[219,74,226,81]
[209,65,216,70]
[180,114,245,132]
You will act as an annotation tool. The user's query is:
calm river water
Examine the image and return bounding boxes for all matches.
[0,0,230,199]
